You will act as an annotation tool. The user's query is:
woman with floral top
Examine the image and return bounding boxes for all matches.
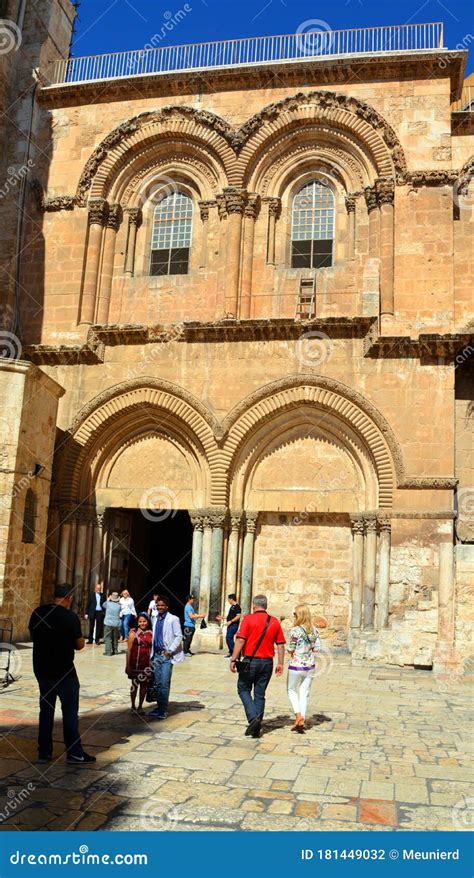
[287,604,322,733]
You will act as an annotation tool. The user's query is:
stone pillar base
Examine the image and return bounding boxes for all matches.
[193,624,223,653]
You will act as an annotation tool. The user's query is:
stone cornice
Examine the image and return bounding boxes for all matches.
[364,324,474,360]
[39,51,466,109]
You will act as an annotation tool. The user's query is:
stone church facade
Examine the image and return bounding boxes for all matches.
[0,1,472,671]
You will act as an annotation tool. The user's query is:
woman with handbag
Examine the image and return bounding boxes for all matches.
[287,604,323,734]
[126,612,153,713]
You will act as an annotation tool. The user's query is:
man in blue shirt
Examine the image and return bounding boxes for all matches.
[183,595,205,657]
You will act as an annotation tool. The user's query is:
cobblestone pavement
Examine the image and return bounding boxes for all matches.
[0,645,472,832]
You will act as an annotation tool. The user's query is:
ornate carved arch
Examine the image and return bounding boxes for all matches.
[236,90,407,187]
[57,378,221,505]
[218,375,403,508]
[75,107,237,204]
[457,155,474,195]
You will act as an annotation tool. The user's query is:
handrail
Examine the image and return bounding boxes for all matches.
[46,22,444,86]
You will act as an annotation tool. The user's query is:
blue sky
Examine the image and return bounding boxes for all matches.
[71,0,473,73]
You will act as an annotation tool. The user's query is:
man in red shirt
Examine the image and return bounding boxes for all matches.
[230,594,285,738]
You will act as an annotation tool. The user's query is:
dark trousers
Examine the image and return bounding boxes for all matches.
[226,623,238,655]
[36,672,83,758]
[237,658,273,723]
[104,624,120,655]
[183,626,195,653]
[88,610,104,643]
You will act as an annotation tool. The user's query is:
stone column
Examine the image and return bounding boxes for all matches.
[364,187,379,259]
[223,188,246,317]
[225,510,242,594]
[67,517,78,584]
[199,511,213,618]
[73,513,90,611]
[189,511,204,604]
[345,195,356,257]
[209,508,228,620]
[377,180,395,316]
[437,538,455,643]
[240,512,259,614]
[265,197,281,265]
[124,208,142,276]
[350,516,365,629]
[79,199,108,325]
[198,201,212,268]
[376,517,391,629]
[89,511,105,588]
[56,515,72,582]
[363,516,378,628]
[239,195,260,319]
[96,204,122,324]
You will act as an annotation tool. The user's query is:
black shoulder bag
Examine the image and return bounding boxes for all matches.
[235,614,270,676]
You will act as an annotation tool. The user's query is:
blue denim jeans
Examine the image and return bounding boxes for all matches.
[36,672,83,757]
[226,623,238,655]
[237,657,273,723]
[122,613,135,639]
[153,654,173,713]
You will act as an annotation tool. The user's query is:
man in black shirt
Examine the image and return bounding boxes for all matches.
[28,584,96,765]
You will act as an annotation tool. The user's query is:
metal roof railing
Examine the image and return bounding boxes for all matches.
[47,22,444,86]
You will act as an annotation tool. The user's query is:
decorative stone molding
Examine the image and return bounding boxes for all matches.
[74,91,407,201]
[216,193,227,219]
[345,195,356,213]
[378,517,391,533]
[121,151,219,205]
[405,170,459,187]
[31,180,76,212]
[198,200,215,221]
[456,156,474,196]
[400,478,458,490]
[208,507,229,528]
[189,511,205,531]
[365,516,378,533]
[350,516,365,535]
[258,140,365,195]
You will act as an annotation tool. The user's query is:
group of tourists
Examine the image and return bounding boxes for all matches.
[28,583,324,763]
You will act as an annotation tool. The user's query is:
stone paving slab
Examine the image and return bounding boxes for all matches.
[0,645,472,831]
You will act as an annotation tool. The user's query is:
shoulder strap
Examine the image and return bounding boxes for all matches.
[249,614,271,660]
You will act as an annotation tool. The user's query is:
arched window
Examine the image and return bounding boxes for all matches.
[291,180,335,269]
[22,489,37,544]
[150,191,193,276]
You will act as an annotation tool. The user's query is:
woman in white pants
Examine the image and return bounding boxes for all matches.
[287,604,322,733]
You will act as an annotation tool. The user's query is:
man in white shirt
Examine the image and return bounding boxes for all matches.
[149,596,184,720]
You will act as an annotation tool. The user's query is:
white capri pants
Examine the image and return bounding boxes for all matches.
[287,669,315,719]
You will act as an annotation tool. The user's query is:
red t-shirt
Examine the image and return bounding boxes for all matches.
[237,611,286,658]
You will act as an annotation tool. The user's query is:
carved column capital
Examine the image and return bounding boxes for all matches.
[376,178,395,206]
[198,199,215,222]
[229,510,243,532]
[244,194,260,220]
[208,506,229,529]
[106,204,122,230]
[364,515,378,534]
[345,194,357,213]
[216,193,227,219]
[265,196,282,219]
[223,187,247,215]
[364,186,378,213]
[245,511,259,534]
[378,517,392,534]
[88,198,108,226]
[350,515,365,535]
[124,207,142,227]
[189,510,205,531]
